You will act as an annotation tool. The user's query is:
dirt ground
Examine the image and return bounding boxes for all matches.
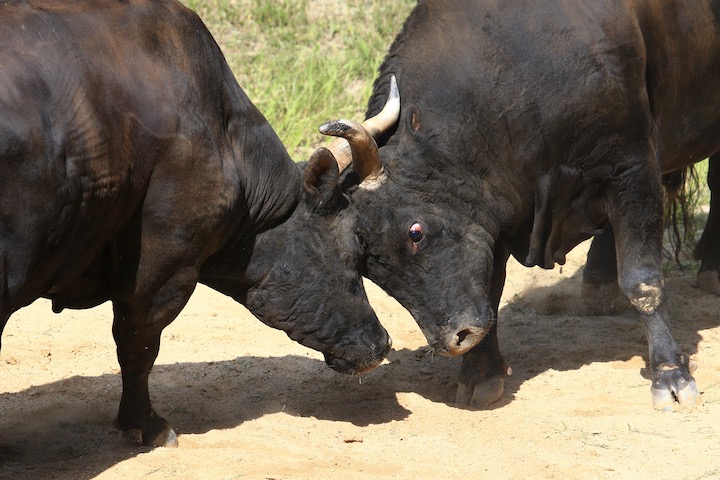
[2,240,720,480]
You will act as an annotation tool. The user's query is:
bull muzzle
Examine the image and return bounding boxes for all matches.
[442,325,488,357]
[324,334,392,375]
[424,306,495,357]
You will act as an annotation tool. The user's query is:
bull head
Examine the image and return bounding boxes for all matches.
[308,75,494,361]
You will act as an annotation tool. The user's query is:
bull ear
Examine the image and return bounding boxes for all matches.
[408,105,422,132]
[303,147,343,211]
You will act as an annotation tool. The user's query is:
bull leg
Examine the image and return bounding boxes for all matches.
[111,203,204,447]
[695,155,720,294]
[456,243,511,407]
[581,225,628,314]
[610,163,700,409]
[0,259,8,350]
[113,304,173,447]
[112,266,198,447]
[0,311,8,351]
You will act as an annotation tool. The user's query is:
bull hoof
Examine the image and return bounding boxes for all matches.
[651,359,702,411]
[697,270,720,296]
[456,377,505,407]
[652,382,702,411]
[150,427,179,448]
[122,425,179,448]
[123,428,144,446]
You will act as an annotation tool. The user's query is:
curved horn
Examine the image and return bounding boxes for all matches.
[321,75,400,174]
[319,119,382,181]
[362,74,401,136]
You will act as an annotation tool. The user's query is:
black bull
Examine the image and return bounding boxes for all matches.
[0,0,394,447]
[317,0,720,410]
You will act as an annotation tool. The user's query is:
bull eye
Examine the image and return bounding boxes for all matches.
[408,222,425,243]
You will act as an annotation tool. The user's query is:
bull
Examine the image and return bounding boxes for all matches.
[0,0,398,447]
[317,0,719,410]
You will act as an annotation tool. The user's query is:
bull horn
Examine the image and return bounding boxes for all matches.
[319,119,382,181]
[320,75,400,175]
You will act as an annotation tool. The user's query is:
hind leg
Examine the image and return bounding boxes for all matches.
[695,155,720,294]
[0,239,58,350]
[0,310,8,351]
[0,257,8,349]
[581,225,629,315]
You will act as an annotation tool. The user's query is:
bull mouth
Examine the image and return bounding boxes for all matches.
[324,353,386,376]
[323,337,392,375]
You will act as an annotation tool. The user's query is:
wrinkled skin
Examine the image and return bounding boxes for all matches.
[334,0,720,410]
[357,200,497,356]
[203,158,391,377]
[0,0,389,448]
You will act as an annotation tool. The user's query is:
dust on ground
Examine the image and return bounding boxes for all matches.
[2,240,720,480]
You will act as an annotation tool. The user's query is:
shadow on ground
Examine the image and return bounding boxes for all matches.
[1,267,717,478]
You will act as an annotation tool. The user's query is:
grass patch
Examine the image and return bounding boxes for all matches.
[181,0,415,161]
[663,158,711,271]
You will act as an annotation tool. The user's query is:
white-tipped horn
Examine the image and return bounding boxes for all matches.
[322,75,400,173]
[363,75,400,137]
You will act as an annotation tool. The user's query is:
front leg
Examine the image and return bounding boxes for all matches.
[455,322,511,406]
[112,250,200,447]
[113,300,180,447]
[642,303,699,410]
[610,160,701,409]
[456,243,511,407]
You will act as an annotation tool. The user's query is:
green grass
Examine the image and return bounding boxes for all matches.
[694,157,710,206]
[181,0,415,161]
[662,158,711,270]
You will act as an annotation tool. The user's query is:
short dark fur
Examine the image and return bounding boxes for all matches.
[0,0,390,447]
[354,0,720,409]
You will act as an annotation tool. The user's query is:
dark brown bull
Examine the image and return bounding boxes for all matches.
[318,0,720,410]
[0,0,398,447]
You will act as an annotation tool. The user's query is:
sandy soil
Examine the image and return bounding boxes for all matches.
[2,240,720,480]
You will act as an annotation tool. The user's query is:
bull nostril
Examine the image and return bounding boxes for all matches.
[443,326,486,357]
[456,328,472,347]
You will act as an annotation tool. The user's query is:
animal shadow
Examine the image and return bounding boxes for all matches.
[487,265,719,404]
[0,353,416,479]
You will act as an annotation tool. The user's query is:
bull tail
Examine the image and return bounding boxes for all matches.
[662,165,700,267]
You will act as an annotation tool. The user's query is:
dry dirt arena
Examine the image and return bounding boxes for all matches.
[2,240,720,480]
